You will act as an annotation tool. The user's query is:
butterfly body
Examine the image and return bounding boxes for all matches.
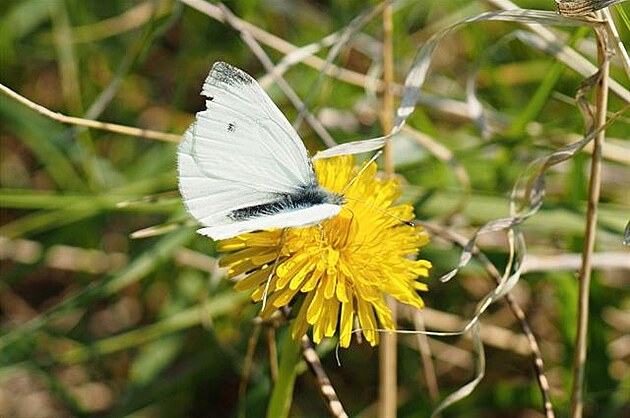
[228,183,344,221]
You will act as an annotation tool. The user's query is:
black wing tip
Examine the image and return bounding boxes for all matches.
[209,61,253,86]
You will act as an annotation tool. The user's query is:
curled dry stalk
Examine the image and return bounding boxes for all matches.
[570,14,611,418]
[421,222,555,418]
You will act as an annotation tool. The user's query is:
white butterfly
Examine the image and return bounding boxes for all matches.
[178,62,386,240]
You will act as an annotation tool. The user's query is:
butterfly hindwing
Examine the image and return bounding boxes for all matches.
[197,204,341,240]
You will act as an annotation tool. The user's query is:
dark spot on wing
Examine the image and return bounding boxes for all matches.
[227,122,236,132]
[211,62,253,86]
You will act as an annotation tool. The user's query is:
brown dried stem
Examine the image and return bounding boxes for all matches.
[412,312,440,404]
[0,82,181,143]
[238,324,262,418]
[301,336,348,418]
[378,3,398,418]
[570,19,610,418]
[277,306,348,417]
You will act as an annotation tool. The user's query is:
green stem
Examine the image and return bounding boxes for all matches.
[267,331,301,418]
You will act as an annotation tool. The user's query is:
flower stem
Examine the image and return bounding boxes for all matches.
[569,19,610,418]
[267,330,301,418]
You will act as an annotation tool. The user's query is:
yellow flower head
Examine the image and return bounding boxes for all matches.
[218,156,431,347]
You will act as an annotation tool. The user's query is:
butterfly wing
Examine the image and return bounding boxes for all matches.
[178,62,340,239]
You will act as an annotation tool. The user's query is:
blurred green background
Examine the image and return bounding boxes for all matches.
[1,0,628,417]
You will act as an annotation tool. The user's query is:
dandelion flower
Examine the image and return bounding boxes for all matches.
[218,155,431,347]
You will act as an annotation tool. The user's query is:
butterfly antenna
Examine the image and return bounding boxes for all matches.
[339,151,415,227]
[345,195,415,227]
[340,150,383,195]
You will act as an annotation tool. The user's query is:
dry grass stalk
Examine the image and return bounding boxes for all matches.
[570,16,611,418]
[379,3,398,418]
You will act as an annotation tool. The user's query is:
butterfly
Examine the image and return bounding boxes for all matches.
[178,62,386,240]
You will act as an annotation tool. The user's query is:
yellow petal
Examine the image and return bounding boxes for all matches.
[336,275,349,303]
[306,285,326,324]
[272,286,300,307]
[339,293,355,348]
[356,298,378,346]
[292,291,315,341]
[233,266,272,292]
[323,271,337,299]
[301,265,324,292]
[323,299,339,337]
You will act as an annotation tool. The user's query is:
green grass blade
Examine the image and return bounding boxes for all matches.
[57,292,248,364]
[0,227,195,355]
